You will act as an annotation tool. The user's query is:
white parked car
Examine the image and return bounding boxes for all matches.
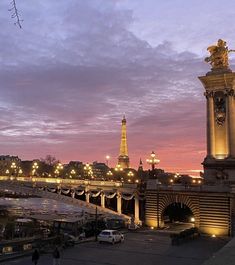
[97,230,124,244]
[128,223,139,231]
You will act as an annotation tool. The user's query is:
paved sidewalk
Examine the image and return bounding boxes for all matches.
[3,233,228,265]
[203,237,235,265]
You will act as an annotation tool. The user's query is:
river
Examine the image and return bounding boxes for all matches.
[0,197,83,215]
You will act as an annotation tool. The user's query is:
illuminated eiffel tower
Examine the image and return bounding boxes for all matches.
[118,116,130,169]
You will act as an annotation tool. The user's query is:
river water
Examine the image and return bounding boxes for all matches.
[0,197,83,215]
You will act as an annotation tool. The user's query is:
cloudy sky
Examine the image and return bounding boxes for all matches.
[1,0,235,174]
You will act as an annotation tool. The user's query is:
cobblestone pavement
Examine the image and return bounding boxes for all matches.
[3,232,229,265]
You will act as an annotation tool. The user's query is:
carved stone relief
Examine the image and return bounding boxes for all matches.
[214,91,226,126]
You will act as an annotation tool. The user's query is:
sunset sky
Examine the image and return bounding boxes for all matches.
[1,0,235,175]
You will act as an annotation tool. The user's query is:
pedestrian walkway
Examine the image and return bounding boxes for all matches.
[4,232,227,265]
[203,236,235,265]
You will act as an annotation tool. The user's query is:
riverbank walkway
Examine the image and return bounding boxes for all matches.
[3,232,228,265]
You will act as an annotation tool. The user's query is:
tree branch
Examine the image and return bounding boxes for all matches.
[8,0,23,28]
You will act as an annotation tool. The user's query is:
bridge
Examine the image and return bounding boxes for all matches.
[1,176,234,236]
[146,179,235,236]
[0,176,143,223]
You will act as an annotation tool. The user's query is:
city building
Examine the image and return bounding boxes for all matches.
[92,162,109,179]
[0,155,21,176]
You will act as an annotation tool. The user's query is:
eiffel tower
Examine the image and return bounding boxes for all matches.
[118,116,130,169]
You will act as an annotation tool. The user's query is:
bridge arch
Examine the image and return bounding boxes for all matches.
[145,191,200,228]
[159,193,200,227]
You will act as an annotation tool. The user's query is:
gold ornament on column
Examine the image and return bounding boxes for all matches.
[205,39,235,72]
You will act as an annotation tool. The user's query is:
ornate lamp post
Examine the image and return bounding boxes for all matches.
[174,173,179,179]
[10,162,17,176]
[54,169,59,177]
[105,155,110,167]
[57,163,63,171]
[127,170,134,183]
[127,171,134,177]
[84,163,93,179]
[114,164,123,172]
[70,169,76,179]
[54,163,63,178]
[18,168,23,175]
[146,151,160,228]
[32,162,39,176]
[107,170,113,180]
[114,164,123,181]
[146,151,160,179]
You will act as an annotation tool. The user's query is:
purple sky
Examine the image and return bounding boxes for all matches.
[1,0,235,175]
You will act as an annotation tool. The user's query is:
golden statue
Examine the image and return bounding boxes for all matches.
[205,39,235,71]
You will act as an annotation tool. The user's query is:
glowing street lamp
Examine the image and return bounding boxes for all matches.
[69,169,76,178]
[32,161,39,176]
[146,151,160,170]
[11,162,16,170]
[5,169,9,175]
[114,164,123,172]
[69,169,76,179]
[105,155,110,167]
[84,163,90,171]
[10,162,17,176]
[127,171,134,177]
[84,163,93,179]
[54,163,63,177]
[174,173,180,178]
[146,151,160,178]
[57,163,63,170]
[114,164,123,182]
[107,170,113,177]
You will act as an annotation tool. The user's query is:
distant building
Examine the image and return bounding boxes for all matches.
[64,161,83,178]
[92,162,108,179]
[0,155,20,162]
[0,155,21,175]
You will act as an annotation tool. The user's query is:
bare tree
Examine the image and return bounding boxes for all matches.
[40,155,59,166]
[9,0,23,28]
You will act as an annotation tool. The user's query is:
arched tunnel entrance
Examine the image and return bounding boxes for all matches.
[162,202,194,225]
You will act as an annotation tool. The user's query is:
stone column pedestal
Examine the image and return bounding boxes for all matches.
[85,192,90,203]
[134,194,140,224]
[117,192,122,214]
[101,193,105,208]
[199,72,235,183]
